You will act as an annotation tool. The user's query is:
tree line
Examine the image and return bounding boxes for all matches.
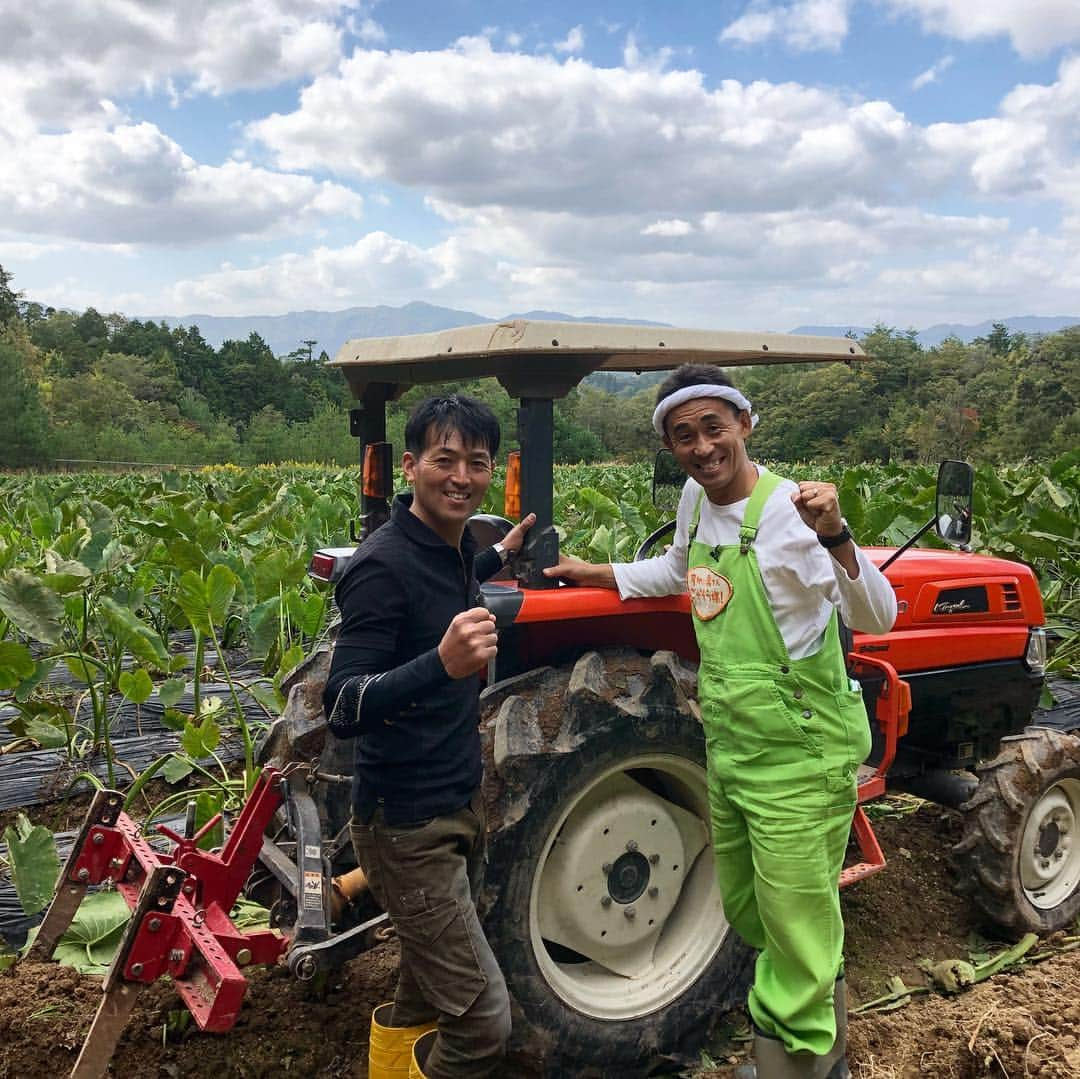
[1,263,1076,470]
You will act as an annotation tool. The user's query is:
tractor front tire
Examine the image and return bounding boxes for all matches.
[478,648,750,1077]
[953,726,1080,935]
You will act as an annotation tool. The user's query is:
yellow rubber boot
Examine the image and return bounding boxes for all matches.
[408,1029,437,1079]
[368,1003,436,1079]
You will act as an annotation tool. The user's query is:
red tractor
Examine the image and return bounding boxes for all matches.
[39,321,1076,1077]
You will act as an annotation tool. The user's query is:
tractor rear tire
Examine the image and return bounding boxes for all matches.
[478,648,751,1077]
[953,726,1080,935]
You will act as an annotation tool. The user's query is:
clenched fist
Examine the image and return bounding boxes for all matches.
[438,607,498,679]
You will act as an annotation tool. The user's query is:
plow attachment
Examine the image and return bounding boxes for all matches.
[29,765,387,1078]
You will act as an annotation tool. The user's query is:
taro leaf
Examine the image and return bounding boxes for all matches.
[25,717,68,749]
[16,657,58,702]
[2,814,60,915]
[99,597,169,669]
[252,549,306,602]
[587,523,613,560]
[159,677,186,708]
[247,596,282,660]
[1049,447,1080,480]
[578,487,621,521]
[229,897,273,931]
[42,557,92,595]
[233,484,291,537]
[163,754,194,784]
[50,891,131,975]
[249,681,284,716]
[63,654,92,685]
[166,537,209,574]
[0,641,35,690]
[176,566,237,634]
[182,713,221,758]
[296,593,328,639]
[78,529,113,574]
[284,589,326,639]
[161,707,188,732]
[0,569,64,645]
[1041,476,1071,510]
[275,644,306,687]
[118,667,154,704]
[128,517,175,541]
[206,564,237,627]
[193,790,224,851]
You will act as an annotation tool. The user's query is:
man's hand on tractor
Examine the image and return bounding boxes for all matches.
[543,554,617,588]
[791,481,859,577]
[499,512,537,557]
[439,608,499,678]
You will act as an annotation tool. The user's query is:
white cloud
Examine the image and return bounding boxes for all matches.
[2,0,359,129]
[912,54,954,90]
[156,231,486,315]
[925,55,1080,206]
[249,39,941,215]
[642,219,694,237]
[353,17,387,44]
[886,0,1080,57]
[720,0,852,53]
[554,26,586,55]
[111,196,1075,330]
[0,122,364,245]
[249,41,1080,226]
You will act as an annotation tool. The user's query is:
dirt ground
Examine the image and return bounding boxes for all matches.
[2,800,1078,1079]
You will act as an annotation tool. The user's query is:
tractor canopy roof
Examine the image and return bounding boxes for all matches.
[330,319,866,399]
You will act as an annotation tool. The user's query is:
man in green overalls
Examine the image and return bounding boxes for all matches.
[545,365,897,1078]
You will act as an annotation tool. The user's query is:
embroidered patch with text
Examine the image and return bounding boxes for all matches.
[686,566,734,621]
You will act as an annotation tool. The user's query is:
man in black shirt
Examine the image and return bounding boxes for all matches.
[323,394,533,1079]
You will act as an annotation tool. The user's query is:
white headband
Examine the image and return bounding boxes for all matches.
[652,384,759,437]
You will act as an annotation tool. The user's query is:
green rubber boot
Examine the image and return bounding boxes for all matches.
[733,979,850,1078]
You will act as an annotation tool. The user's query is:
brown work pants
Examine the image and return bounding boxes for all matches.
[350,791,511,1078]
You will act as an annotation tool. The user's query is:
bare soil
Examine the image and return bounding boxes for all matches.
[2,800,1078,1078]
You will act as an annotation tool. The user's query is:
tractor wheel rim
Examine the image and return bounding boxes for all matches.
[1019,777,1080,910]
[528,752,728,1020]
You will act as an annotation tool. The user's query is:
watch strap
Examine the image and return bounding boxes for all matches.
[818,526,852,550]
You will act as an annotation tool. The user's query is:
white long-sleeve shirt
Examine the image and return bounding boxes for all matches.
[612,469,897,660]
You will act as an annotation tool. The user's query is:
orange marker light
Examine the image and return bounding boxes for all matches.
[362,442,393,498]
[504,451,521,520]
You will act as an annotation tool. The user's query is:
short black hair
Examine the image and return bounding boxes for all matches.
[404,394,501,458]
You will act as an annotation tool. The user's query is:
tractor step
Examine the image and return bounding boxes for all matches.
[840,806,887,887]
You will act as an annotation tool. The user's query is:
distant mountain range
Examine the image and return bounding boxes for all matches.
[791,315,1079,348]
[143,302,1078,359]
[145,302,663,359]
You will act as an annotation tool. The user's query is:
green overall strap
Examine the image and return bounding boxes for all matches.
[738,469,780,554]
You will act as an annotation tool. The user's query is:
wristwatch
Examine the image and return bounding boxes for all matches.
[818,526,852,550]
[493,542,509,564]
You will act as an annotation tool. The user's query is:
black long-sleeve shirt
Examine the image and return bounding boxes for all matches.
[322,494,502,824]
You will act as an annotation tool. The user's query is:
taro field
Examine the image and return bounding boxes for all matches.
[0,453,1076,827]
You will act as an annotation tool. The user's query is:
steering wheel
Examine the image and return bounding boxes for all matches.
[634,520,677,561]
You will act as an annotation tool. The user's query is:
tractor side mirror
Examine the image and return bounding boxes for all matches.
[652,450,684,511]
[935,460,974,546]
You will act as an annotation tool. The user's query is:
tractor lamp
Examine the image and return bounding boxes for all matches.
[504,450,521,520]
[1024,627,1047,675]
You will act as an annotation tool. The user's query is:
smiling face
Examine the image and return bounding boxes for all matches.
[402,427,494,546]
[663,397,756,505]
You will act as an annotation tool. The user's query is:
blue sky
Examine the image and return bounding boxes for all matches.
[2,0,1078,331]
